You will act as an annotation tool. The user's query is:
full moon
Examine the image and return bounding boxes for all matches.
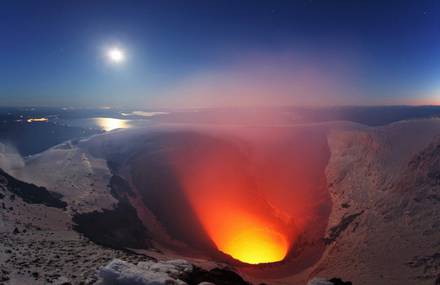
[106,47,125,63]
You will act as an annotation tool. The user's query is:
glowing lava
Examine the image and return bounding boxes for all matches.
[220,223,289,264]
[169,137,294,264]
[199,206,290,264]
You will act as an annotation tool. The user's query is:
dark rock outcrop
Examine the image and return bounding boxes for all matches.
[323,212,363,245]
[329,277,352,285]
[72,175,150,250]
[0,168,66,208]
[184,267,251,285]
[308,277,352,285]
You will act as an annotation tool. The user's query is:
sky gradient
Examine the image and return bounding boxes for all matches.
[1,0,440,108]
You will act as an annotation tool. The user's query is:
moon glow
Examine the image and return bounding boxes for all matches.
[106,47,125,63]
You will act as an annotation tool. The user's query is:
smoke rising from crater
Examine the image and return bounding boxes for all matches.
[0,142,25,175]
[154,51,365,109]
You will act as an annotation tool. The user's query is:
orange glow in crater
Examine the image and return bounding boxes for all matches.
[169,138,295,264]
[201,207,290,264]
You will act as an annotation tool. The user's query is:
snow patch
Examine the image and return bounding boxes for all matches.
[307,278,333,285]
[97,259,192,285]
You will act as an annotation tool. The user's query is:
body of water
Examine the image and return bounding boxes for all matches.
[55,117,153,131]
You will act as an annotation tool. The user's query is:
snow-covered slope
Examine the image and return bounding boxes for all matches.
[21,140,117,213]
[297,119,440,285]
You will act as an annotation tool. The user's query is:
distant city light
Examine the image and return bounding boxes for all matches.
[27,118,49,123]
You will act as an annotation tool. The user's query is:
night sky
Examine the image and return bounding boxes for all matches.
[1,0,440,108]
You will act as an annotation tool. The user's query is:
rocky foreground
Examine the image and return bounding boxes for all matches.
[0,167,149,284]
